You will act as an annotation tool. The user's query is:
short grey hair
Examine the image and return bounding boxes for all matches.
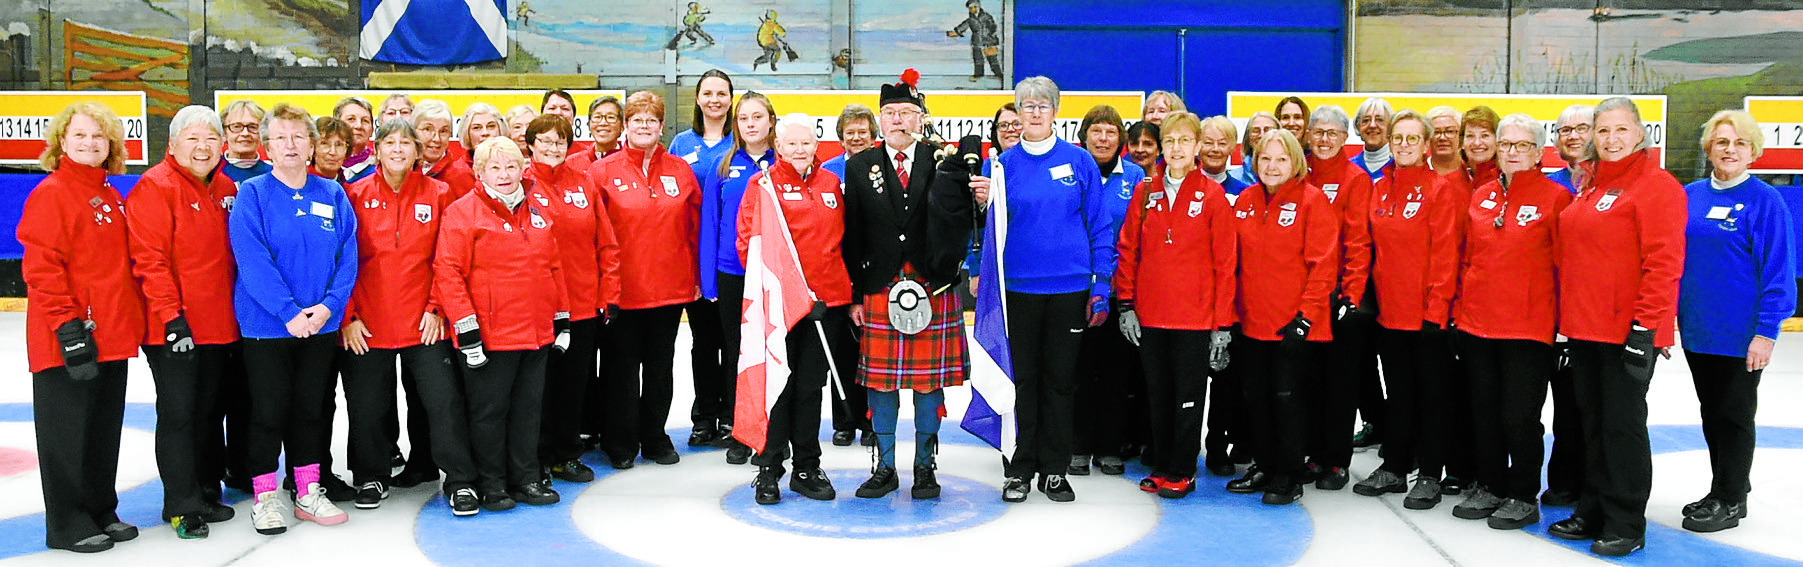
[1355,97,1393,122]
[1309,104,1350,132]
[1014,76,1061,113]
[219,99,265,123]
[333,96,373,118]
[373,118,422,157]
[774,113,816,141]
[380,93,414,115]
[412,98,453,126]
[835,103,876,138]
[1593,96,1651,153]
[460,102,506,148]
[1557,104,1595,129]
[1390,109,1433,140]
[1496,113,1545,148]
[169,105,224,146]
[1425,105,1461,125]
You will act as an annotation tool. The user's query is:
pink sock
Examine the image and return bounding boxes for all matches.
[253,472,279,497]
[294,463,320,493]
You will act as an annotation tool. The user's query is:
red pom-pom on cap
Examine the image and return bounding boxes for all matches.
[900,68,920,88]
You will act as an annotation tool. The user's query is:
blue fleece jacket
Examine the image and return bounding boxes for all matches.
[229,173,359,339]
[969,158,1143,279]
[821,152,849,181]
[670,130,735,182]
[1548,167,1579,194]
[995,139,1113,297]
[1678,175,1797,358]
[697,147,774,299]
[220,160,272,184]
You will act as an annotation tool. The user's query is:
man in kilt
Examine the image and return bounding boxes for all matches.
[841,71,984,499]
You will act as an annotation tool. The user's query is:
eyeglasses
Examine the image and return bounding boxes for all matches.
[1389,134,1424,146]
[1711,138,1753,152]
[226,123,259,134]
[1556,124,1591,136]
[1018,102,1055,115]
[879,108,920,120]
[1162,135,1197,146]
[592,114,621,124]
[535,135,567,146]
[1309,129,1347,139]
[997,121,1023,132]
[1497,141,1539,154]
[627,117,661,128]
[266,134,309,147]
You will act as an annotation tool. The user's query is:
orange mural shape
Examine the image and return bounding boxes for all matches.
[64,19,187,119]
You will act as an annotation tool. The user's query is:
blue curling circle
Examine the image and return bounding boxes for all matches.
[720,470,1004,538]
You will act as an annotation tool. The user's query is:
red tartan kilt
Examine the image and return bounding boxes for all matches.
[858,284,969,392]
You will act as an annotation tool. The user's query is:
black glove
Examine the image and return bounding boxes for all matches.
[1278,313,1311,347]
[604,304,621,325]
[1333,295,1355,322]
[56,319,99,381]
[552,314,571,353]
[806,300,827,321]
[454,316,487,369]
[1622,322,1656,382]
[165,314,195,359]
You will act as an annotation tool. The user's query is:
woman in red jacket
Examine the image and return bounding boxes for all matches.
[1462,106,1501,190]
[415,99,478,198]
[1545,97,1686,558]
[1451,113,1573,530]
[591,91,704,469]
[523,113,621,484]
[1303,104,1373,491]
[1113,112,1235,500]
[433,136,572,512]
[1426,106,1474,200]
[340,119,479,515]
[1351,110,1463,509]
[737,114,854,505]
[1230,129,1339,506]
[20,101,146,553]
[127,105,241,539]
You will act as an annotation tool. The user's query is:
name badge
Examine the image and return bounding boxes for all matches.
[310,201,335,219]
[1706,206,1731,220]
[1049,163,1073,180]
[660,176,680,196]
[782,192,803,201]
[1402,201,1421,219]
[683,152,700,164]
[1480,199,1497,210]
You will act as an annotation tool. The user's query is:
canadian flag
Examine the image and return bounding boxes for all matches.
[731,179,814,454]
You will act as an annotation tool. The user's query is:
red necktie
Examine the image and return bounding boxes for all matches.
[895,150,909,188]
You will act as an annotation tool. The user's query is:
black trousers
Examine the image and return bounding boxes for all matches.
[1138,327,1209,478]
[394,360,433,472]
[1375,328,1454,478]
[341,342,463,485]
[1003,291,1086,478]
[34,361,127,549]
[463,347,548,493]
[1352,321,1387,436]
[1546,356,1587,496]
[751,307,850,471]
[217,353,252,486]
[1456,333,1553,501]
[602,304,682,461]
[1685,350,1762,504]
[1240,338,1320,482]
[399,343,476,493]
[825,309,866,435]
[715,272,746,432]
[243,334,339,477]
[1074,302,1138,459]
[1311,316,1369,469]
[541,318,600,464]
[146,344,231,519]
[1567,340,1653,539]
[686,298,728,433]
[1203,361,1239,468]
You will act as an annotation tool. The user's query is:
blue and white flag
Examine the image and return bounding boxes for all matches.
[360,0,508,65]
[961,158,1016,455]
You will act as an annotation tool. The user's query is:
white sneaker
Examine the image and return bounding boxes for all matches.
[295,482,349,526]
[252,492,289,535]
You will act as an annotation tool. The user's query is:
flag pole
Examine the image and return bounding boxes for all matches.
[754,159,850,405]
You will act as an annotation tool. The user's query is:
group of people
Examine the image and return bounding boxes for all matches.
[20,69,1793,561]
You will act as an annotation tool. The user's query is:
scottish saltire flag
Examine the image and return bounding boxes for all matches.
[961,159,1017,455]
[360,0,508,65]
[731,174,814,453]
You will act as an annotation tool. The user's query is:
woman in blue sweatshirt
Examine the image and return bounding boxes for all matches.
[228,103,359,534]
[995,77,1115,504]
[1677,110,1796,533]
[697,92,776,461]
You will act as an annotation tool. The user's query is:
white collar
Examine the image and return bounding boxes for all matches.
[1020,135,1056,156]
[486,185,525,211]
[1362,144,1392,167]
[1203,168,1228,184]
[885,142,916,168]
[1711,171,1751,190]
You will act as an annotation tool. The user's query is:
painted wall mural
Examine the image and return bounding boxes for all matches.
[1354,0,1803,178]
